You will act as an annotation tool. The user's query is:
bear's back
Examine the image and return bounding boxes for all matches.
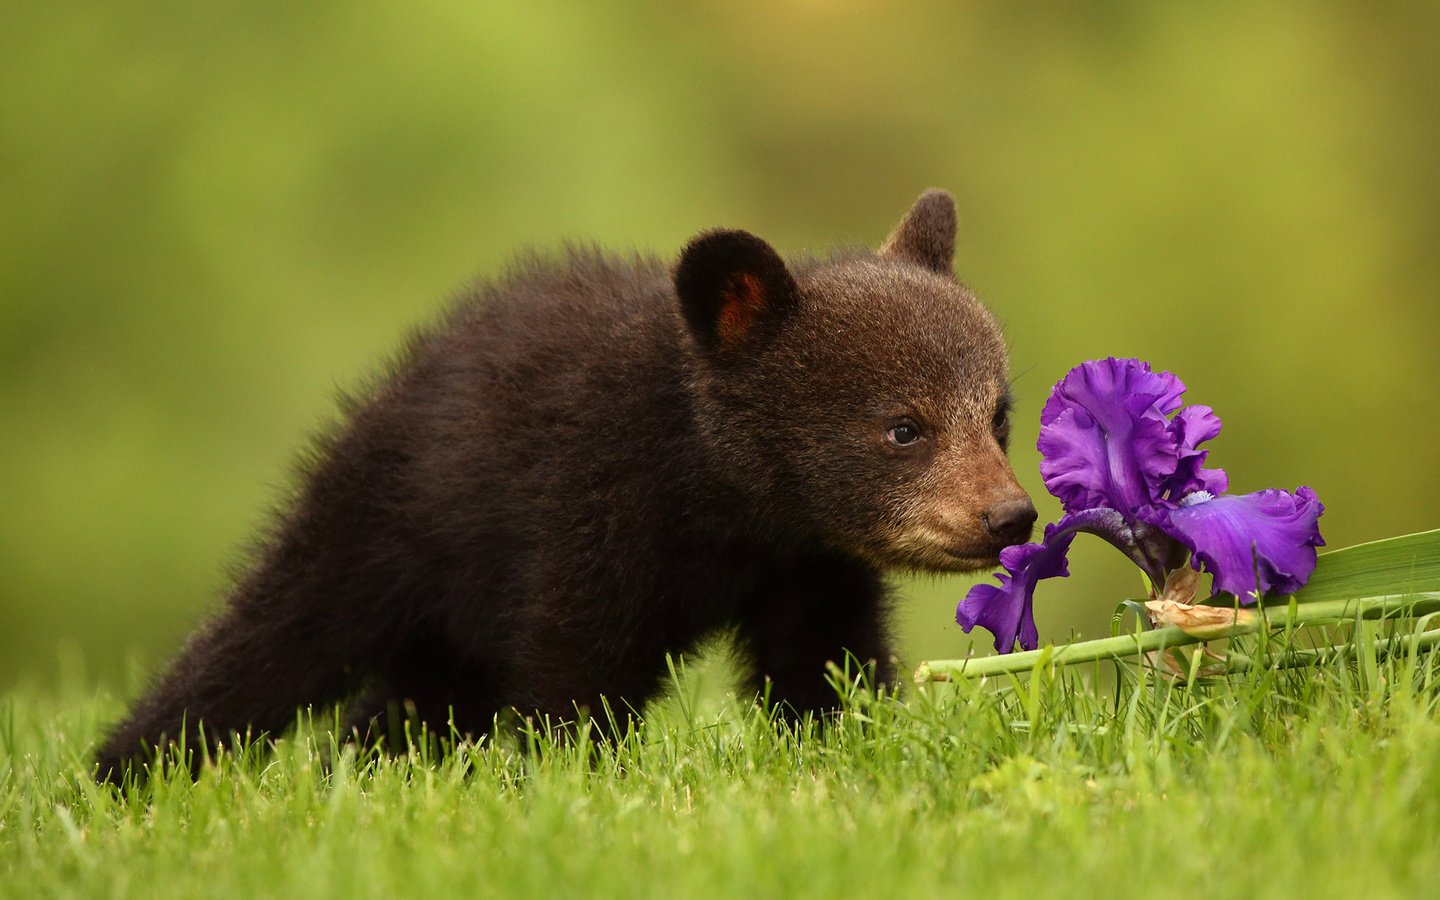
[364,248,710,566]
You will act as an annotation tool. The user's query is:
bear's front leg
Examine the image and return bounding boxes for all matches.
[737,554,896,721]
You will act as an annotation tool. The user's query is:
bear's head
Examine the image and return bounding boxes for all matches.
[675,190,1036,573]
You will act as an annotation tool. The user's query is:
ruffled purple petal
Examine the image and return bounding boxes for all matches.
[1037,358,1185,515]
[957,533,1075,653]
[957,508,1151,653]
[1159,404,1229,499]
[1156,486,1326,600]
[1039,357,1185,427]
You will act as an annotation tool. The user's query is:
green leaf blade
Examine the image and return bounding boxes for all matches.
[1289,528,1440,603]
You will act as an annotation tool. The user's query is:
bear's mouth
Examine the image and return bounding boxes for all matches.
[939,546,1003,571]
[870,525,1006,573]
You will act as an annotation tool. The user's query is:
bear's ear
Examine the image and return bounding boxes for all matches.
[674,229,798,354]
[880,189,957,275]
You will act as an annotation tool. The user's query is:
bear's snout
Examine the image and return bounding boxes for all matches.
[982,497,1037,547]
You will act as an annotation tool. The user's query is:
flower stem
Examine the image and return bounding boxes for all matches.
[1220,626,1440,674]
[915,592,1440,682]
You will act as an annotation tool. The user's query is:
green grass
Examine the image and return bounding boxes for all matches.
[5,640,1440,899]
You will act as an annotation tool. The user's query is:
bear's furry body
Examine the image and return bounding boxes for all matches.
[96,191,1034,780]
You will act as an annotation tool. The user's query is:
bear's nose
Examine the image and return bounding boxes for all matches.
[983,498,1038,546]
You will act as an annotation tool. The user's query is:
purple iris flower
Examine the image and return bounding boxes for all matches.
[957,357,1326,653]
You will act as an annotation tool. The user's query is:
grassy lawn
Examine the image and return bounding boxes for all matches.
[4,641,1440,899]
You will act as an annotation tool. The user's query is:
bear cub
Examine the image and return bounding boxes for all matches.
[96,189,1036,781]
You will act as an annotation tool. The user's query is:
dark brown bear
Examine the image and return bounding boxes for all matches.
[95,189,1036,781]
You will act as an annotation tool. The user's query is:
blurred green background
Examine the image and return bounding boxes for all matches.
[3,1,1437,689]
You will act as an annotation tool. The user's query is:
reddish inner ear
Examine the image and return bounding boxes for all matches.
[715,272,767,347]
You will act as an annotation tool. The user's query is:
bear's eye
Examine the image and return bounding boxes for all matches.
[992,394,1012,432]
[992,395,1013,450]
[886,421,923,447]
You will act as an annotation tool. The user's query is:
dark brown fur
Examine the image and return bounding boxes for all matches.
[95,190,1035,781]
